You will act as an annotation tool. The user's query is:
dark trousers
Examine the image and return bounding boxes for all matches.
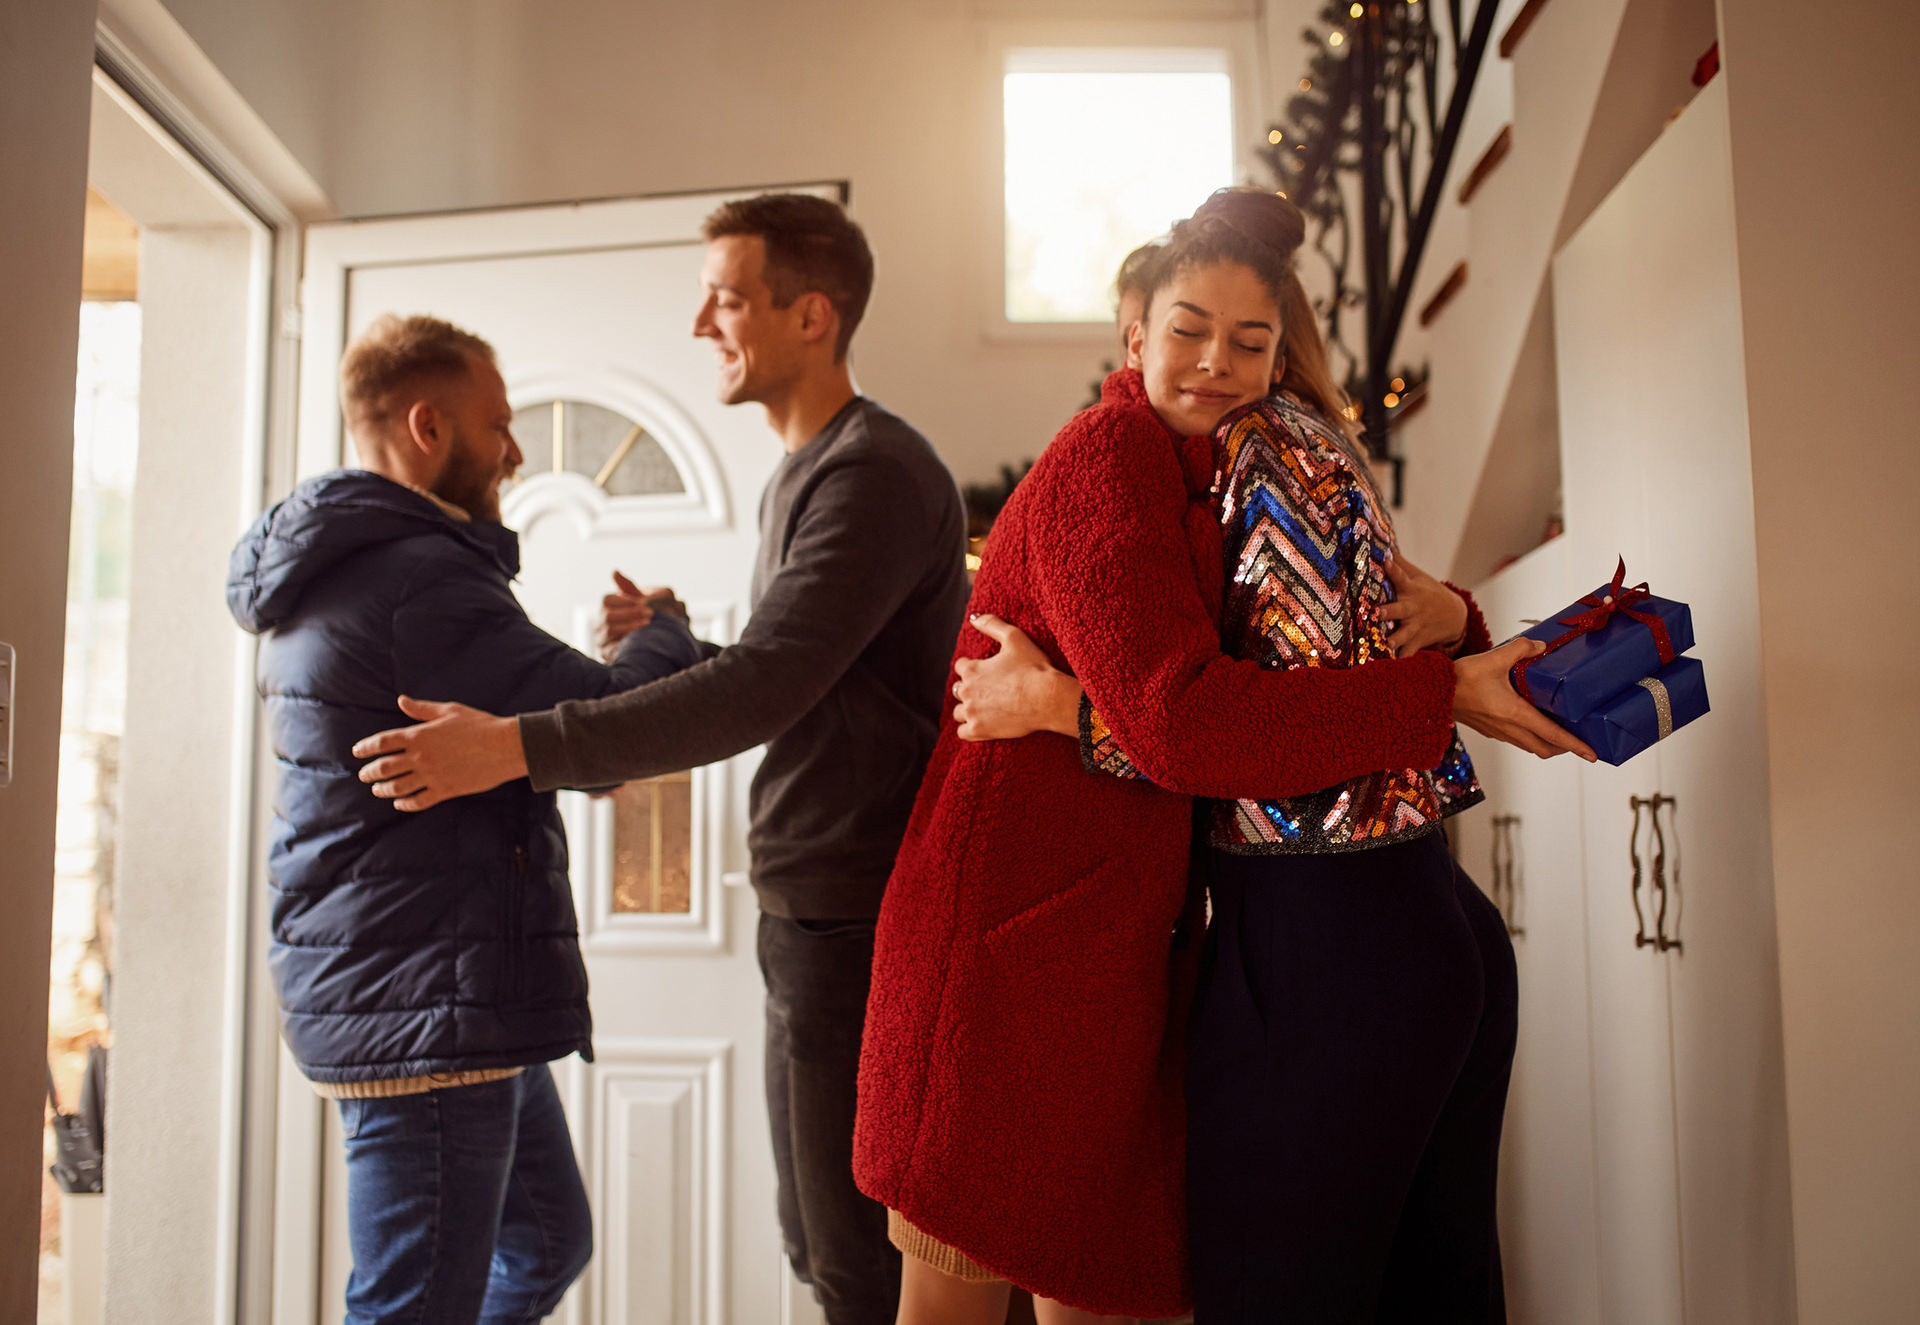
[758,913,902,1325]
[1186,832,1518,1324]
[337,1064,592,1324]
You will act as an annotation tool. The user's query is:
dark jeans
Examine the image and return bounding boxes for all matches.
[1187,832,1518,1324]
[337,1063,592,1325]
[758,912,901,1325]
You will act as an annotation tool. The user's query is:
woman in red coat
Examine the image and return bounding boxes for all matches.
[853,196,1577,1322]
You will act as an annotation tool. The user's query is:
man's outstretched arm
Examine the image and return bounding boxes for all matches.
[355,453,945,810]
[354,697,529,810]
[351,562,706,810]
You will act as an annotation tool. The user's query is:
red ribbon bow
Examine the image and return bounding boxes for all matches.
[1512,558,1676,704]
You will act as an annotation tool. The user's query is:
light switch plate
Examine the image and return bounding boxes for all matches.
[0,642,13,789]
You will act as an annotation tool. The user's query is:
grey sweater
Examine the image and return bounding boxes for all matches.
[519,396,969,919]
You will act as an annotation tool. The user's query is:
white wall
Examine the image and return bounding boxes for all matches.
[152,0,1340,488]
[0,0,99,1316]
[1718,1,1920,1319]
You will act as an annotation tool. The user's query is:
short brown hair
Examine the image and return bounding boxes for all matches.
[339,313,495,433]
[702,193,874,360]
[1114,240,1165,305]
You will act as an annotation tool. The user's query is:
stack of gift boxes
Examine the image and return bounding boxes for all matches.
[1508,559,1711,766]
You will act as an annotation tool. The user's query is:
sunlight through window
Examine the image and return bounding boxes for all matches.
[1004,50,1235,323]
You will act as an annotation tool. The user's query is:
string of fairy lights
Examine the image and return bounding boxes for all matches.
[1255,0,1439,440]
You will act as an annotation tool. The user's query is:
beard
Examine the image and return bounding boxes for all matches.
[433,424,506,522]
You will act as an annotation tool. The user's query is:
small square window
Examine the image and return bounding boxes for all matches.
[1003,49,1236,324]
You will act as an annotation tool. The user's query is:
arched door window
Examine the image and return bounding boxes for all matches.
[509,398,686,496]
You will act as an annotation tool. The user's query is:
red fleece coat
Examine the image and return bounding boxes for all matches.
[853,371,1473,1316]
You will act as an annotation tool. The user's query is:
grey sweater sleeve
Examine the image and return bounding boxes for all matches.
[518,453,931,791]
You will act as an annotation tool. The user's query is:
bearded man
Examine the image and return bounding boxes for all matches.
[226,314,701,1324]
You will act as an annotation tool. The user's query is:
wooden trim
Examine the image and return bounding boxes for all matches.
[1499,0,1550,59]
[1457,125,1513,206]
[1419,261,1469,328]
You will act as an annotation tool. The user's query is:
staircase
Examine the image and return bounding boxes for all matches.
[1386,0,1719,585]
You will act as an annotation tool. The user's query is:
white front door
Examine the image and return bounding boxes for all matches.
[291,186,843,1325]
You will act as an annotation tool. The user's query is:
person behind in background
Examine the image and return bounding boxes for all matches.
[226,314,704,1323]
[346,196,970,1325]
[851,190,1587,1323]
[947,188,1583,1322]
[1113,239,1162,355]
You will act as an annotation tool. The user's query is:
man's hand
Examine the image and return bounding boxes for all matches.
[1452,639,1598,762]
[594,571,654,660]
[352,696,529,811]
[953,614,1083,740]
[1380,555,1471,658]
[593,571,687,660]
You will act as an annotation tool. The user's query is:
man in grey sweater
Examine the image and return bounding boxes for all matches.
[353,194,967,1325]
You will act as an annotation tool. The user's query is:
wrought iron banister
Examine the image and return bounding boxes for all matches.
[1262,0,1503,479]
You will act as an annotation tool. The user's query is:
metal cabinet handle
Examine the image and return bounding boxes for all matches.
[1628,795,1654,948]
[1628,793,1682,954]
[1651,794,1681,954]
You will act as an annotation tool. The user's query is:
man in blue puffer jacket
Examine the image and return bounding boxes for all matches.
[227,313,701,1324]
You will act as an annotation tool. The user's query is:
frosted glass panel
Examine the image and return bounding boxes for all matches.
[611,773,693,914]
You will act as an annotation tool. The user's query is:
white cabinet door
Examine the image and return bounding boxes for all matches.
[1570,81,1795,1325]
[1456,536,1604,1325]
[1554,125,1686,1325]
[293,185,843,1325]
[1549,79,1794,1324]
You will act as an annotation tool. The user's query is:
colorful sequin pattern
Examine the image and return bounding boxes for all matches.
[1208,394,1481,852]
[1084,704,1146,782]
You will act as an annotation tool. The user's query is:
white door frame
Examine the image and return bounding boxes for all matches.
[280,180,846,1325]
[88,8,316,1319]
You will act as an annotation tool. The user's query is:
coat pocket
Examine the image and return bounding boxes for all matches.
[980,864,1113,962]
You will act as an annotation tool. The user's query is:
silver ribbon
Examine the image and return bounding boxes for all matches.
[1636,676,1675,741]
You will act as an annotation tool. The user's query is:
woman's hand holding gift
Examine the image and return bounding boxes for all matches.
[1452,639,1598,762]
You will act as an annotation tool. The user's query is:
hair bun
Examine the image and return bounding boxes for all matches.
[1191,187,1307,261]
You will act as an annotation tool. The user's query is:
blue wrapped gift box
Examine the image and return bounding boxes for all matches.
[1511,582,1694,722]
[1567,655,1711,766]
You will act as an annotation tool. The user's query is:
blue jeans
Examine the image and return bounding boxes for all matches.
[337,1063,592,1325]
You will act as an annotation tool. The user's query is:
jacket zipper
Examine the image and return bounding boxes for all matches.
[506,843,528,1001]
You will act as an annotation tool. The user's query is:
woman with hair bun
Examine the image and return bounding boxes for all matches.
[854,189,1584,1323]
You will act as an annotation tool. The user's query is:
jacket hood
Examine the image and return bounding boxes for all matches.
[227,469,520,634]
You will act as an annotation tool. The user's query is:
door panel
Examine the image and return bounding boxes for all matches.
[1554,159,1684,1325]
[1458,536,1604,1325]
[1549,80,1794,1322]
[299,185,843,1325]
[1568,82,1795,1324]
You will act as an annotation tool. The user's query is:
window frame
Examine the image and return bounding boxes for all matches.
[978,17,1268,344]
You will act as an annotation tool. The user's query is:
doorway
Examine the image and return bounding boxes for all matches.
[37,67,280,1325]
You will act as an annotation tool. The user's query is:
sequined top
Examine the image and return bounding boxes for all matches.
[1082,392,1482,853]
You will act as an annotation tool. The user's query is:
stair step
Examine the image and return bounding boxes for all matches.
[1499,0,1551,59]
[1419,261,1469,328]
[1458,125,1513,205]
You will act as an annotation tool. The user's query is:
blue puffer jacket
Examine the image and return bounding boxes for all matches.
[227,470,704,1085]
